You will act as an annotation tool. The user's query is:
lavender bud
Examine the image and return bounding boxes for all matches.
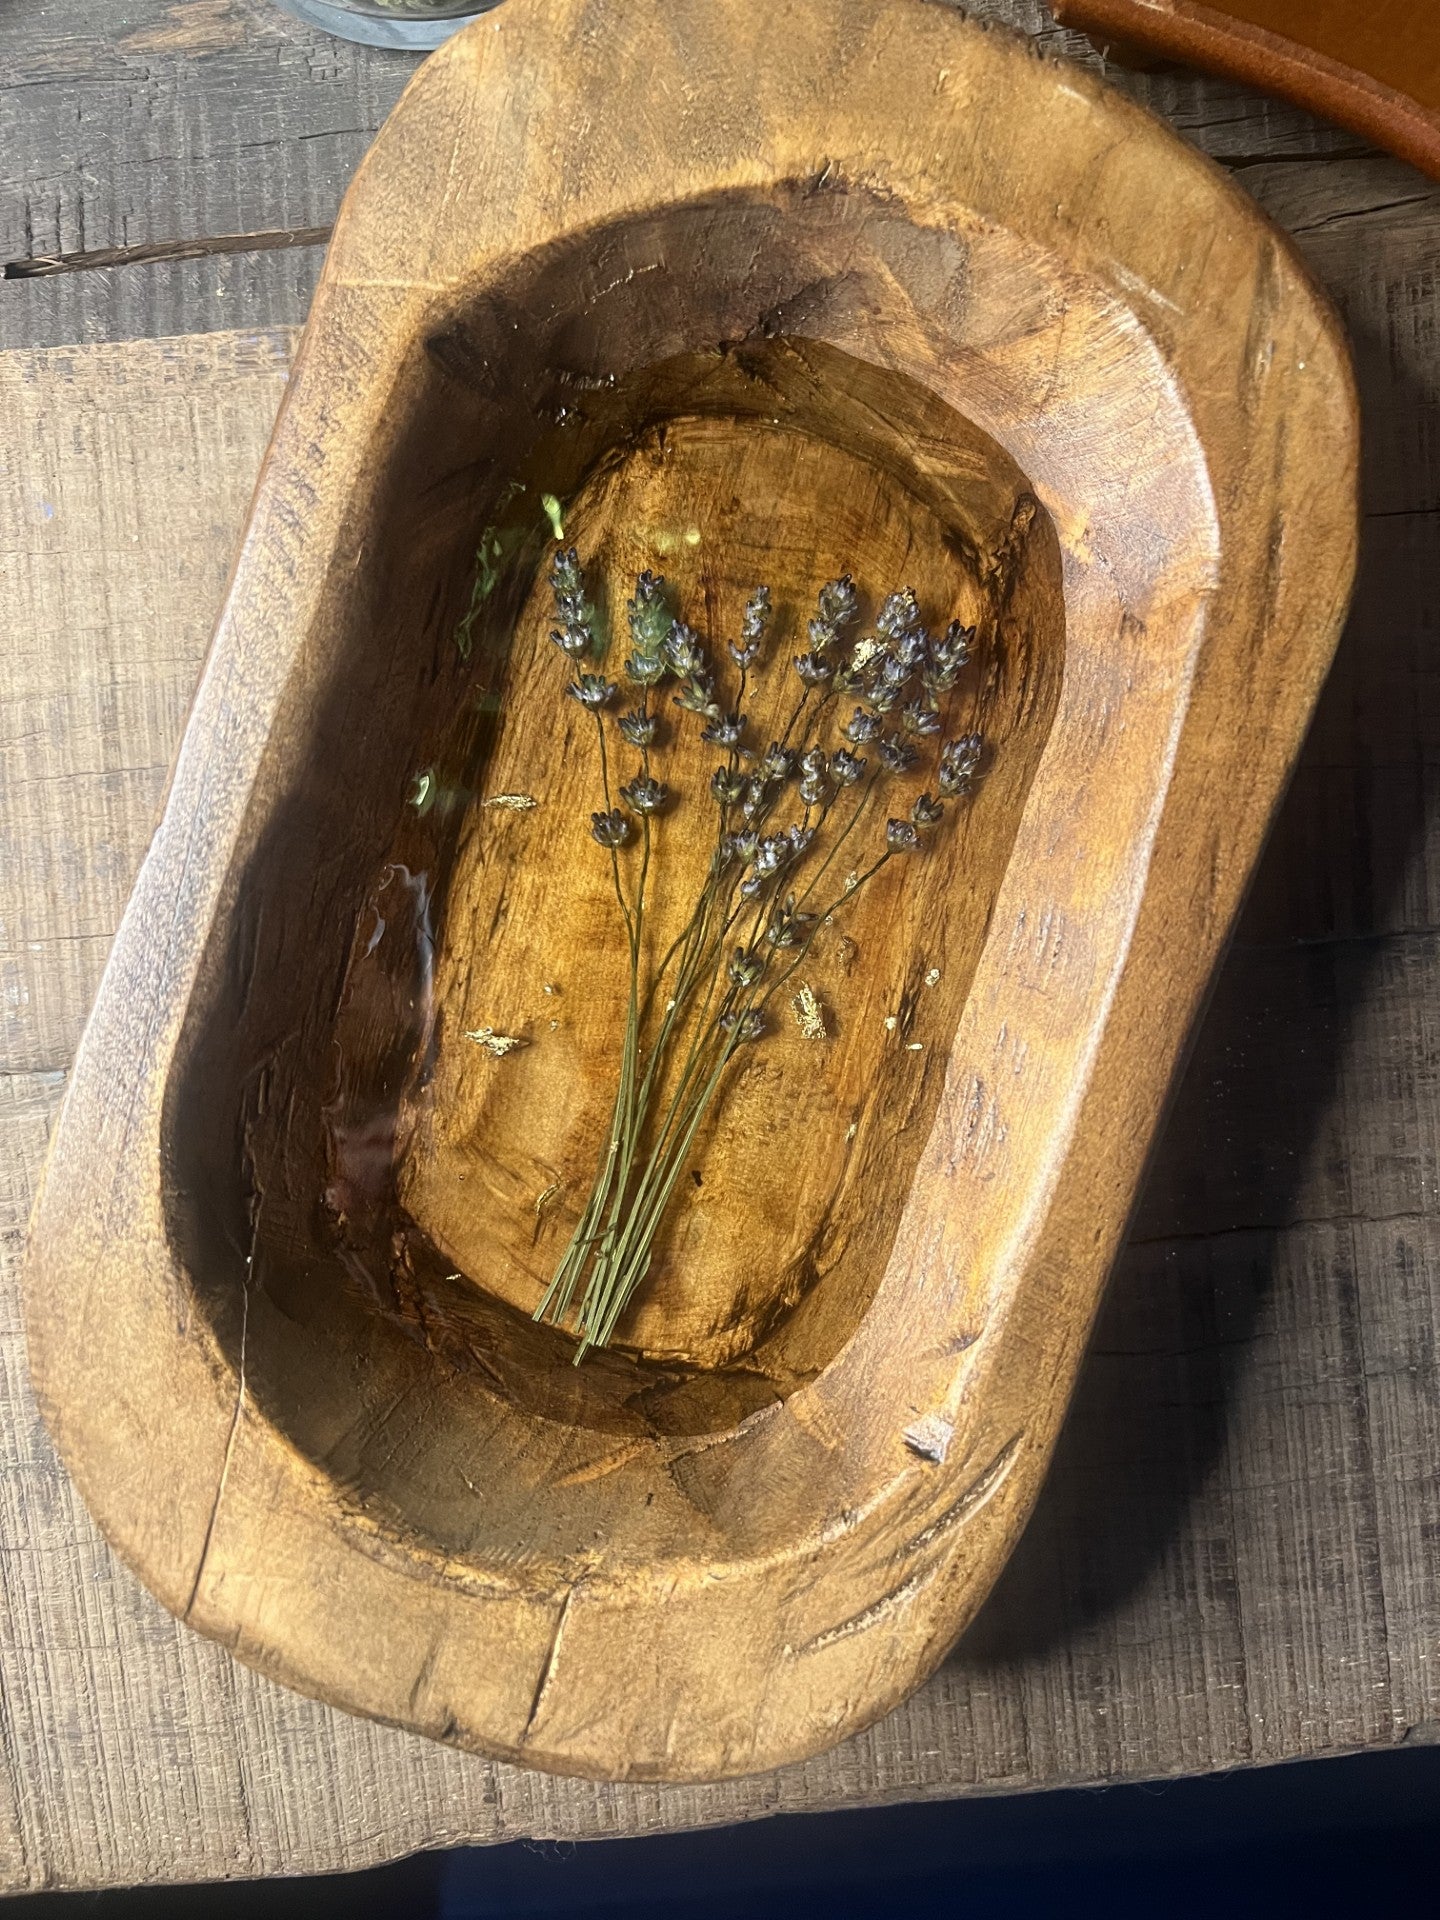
[886,818,922,853]
[901,699,942,737]
[591,809,630,848]
[742,586,772,640]
[761,742,797,781]
[895,630,929,673]
[620,773,667,815]
[766,894,817,948]
[912,792,945,826]
[786,824,816,859]
[877,652,912,694]
[843,707,882,745]
[712,766,748,806]
[551,546,584,600]
[701,711,746,747]
[726,829,760,863]
[832,747,865,785]
[549,549,596,653]
[802,748,833,802]
[933,619,975,670]
[618,708,657,746]
[753,834,790,876]
[672,674,718,715]
[877,733,918,773]
[925,619,975,693]
[738,779,769,822]
[939,732,983,796]
[876,587,922,641]
[806,575,852,653]
[728,947,764,988]
[730,588,770,670]
[817,575,858,629]
[550,622,591,660]
[568,673,616,711]
[627,571,671,657]
[722,1008,766,1043]
[794,651,833,688]
[665,623,706,677]
[626,651,667,686]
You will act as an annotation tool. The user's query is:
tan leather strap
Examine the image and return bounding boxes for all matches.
[1054,0,1440,177]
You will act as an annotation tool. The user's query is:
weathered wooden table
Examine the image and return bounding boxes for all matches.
[3,0,1438,1894]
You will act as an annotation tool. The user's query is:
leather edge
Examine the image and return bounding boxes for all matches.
[1053,0,1440,178]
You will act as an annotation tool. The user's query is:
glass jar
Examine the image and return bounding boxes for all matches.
[273,0,499,50]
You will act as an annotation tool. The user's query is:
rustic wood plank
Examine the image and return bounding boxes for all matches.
[0,327,296,1075]
[3,0,1440,1892]
[0,255,1427,1890]
[0,1,404,352]
[0,0,1373,354]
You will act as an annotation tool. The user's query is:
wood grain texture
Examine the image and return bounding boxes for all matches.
[1,0,1439,1896]
[396,367,1056,1380]
[0,0,1375,353]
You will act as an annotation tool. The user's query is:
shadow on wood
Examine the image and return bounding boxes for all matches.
[962,306,1430,1668]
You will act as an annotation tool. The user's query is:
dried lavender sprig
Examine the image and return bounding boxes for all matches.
[571,820,814,1341]
[577,795,917,1344]
[587,789,756,1280]
[584,815,928,1347]
[535,553,989,1354]
[537,557,646,1323]
[578,1022,748,1355]
[593,740,972,1338]
[731,586,771,671]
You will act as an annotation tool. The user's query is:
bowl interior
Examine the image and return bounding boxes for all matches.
[160,182,1209,1575]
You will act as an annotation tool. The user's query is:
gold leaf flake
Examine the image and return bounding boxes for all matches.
[465,1026,529,1057]
[791,983,828,1041]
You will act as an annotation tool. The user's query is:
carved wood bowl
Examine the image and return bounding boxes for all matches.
[24,0,1358,1781]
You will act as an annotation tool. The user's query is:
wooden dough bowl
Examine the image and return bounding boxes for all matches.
[23,0,1358,1781]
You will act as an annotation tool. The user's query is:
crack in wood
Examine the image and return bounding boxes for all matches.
[182,1261,249,1624]
[521,1587,577,1744]
[2,227,333,280]
[794,1435,1023,1655]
